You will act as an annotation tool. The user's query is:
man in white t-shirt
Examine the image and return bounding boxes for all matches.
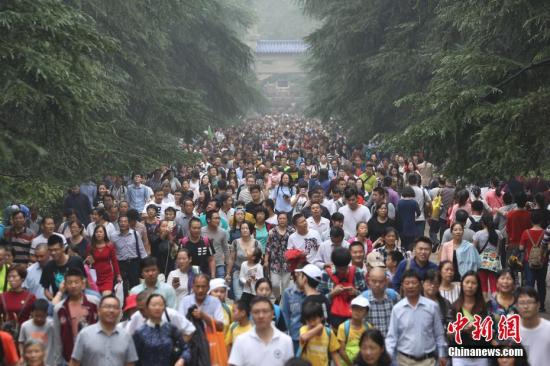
[229,297,293,366]
[338,187,371,238]
[518,287,550,366]
[141,189,173,220]
[287,213,322,264]
[30,216,67,256]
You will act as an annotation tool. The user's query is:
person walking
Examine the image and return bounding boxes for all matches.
[70,295,138,366]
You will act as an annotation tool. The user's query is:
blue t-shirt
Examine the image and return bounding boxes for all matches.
[396,199,420,236]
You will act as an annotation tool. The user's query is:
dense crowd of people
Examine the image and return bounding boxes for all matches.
[0,114,549,366]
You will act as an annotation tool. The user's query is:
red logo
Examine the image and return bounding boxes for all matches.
[448,314,521,344]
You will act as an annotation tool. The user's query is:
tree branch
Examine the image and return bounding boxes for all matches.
[484,58,550,100]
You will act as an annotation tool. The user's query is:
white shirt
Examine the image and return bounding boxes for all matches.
[166,269,191,308]
[125,307,195,336]
[86,222,117,240]
[520,318,550,366]
[30,233,66,255]
[141,200,174,220]
[228,325,294,366]
[338,204,371,238]
[22,262,46,300]
[306,216,330,236]
[239,262,264,295]
[287,230,322,263]
[313,239,349,268]
[412,186,431,221]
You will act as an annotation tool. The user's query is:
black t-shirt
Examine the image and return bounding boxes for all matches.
[40,256,86,294]
[368,217,396,242]
[181,237,215,275]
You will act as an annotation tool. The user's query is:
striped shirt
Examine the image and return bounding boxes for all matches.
[3,227,35,264]
[111,230,147,261]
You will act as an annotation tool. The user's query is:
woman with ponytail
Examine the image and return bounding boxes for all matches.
[473,213,503,298]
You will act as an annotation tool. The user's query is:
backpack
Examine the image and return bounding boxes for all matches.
[297,326,331,358]
[527,230,546,269]
[326,266,356,318]
[179,236,210,248]
[342,319,373,345]
[469,216,483,232]
[222,303,232,325]
[431,189,442,220]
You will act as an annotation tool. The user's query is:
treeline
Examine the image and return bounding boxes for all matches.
[0,0,262,187]
[299,0,550,180]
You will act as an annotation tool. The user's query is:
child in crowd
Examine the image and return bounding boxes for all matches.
[239,246,264,305]
[299,302,341,366]
[337,296,372,365]
[225,300,252,353]
[208,278,232,335]
[255,278,287,331]
[18,299,55,366]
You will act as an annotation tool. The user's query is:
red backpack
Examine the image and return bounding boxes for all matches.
[326,266,356,318]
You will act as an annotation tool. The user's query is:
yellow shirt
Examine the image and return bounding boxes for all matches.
[225,321,252,346]
[337,321,367,362]
[299,325,340,366]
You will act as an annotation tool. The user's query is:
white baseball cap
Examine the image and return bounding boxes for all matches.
[208,278,229,294]
[351,296,370,308]
[295,264,322,281]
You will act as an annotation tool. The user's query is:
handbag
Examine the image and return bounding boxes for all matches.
[165,309,186,366]
[479,239,502,273]
[206,318,228,366]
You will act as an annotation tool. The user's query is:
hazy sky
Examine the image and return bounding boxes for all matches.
[251,0,319,40]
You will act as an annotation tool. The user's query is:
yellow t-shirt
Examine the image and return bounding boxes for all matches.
[299,325,340,366]
[225,322,253,346]
[337,321,367,362]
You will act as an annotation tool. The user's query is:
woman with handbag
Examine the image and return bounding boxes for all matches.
[0,265,35,327]
[133,293,186,366]
[85,225,122,295]
[473,213,503,299]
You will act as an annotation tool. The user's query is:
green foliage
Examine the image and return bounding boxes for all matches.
[301,0,550,180]
[0,0,260,203]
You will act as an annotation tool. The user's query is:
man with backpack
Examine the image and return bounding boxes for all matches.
[180,218,215,278]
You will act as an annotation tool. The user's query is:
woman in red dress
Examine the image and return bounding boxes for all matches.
[85,225,121,295]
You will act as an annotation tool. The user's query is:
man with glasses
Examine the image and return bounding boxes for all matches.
[518,286,550,366]
[69,295,138,366]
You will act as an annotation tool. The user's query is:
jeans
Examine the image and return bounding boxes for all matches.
[232,270,243,300]
[215,265,226,279]
[524,262,548,308]
[270,270,291,301]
